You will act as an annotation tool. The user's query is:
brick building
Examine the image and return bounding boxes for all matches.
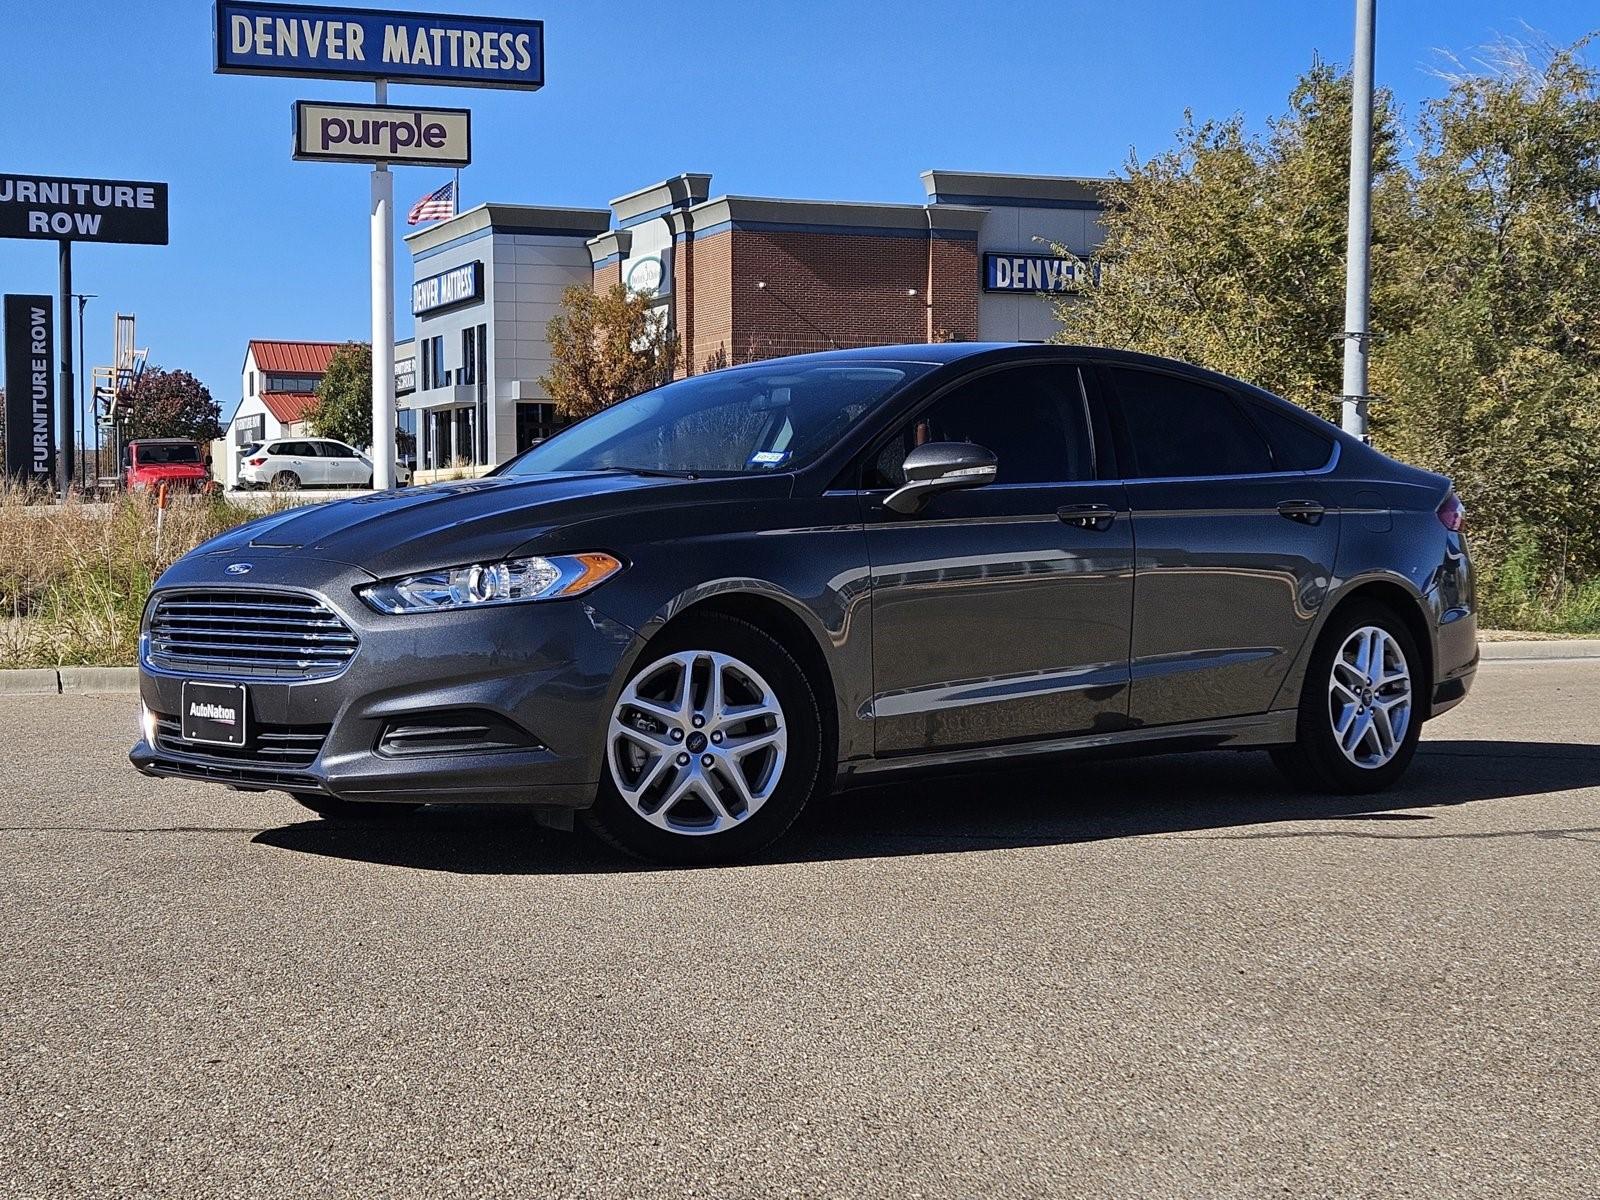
[402,170,1106,472]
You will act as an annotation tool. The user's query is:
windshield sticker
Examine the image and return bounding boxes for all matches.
[749,450,790,467]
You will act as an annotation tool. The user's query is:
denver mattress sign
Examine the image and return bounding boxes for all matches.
[214,1,543,89]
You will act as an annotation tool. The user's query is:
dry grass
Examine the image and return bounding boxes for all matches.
[0,482,293,669]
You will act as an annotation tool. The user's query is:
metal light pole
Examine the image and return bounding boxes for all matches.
[1340,0,1377,442]
[369,79,397,490]
[72,293,95,487]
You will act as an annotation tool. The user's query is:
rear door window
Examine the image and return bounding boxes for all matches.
[1106,367,1273,478]
[1242,399,1335,471]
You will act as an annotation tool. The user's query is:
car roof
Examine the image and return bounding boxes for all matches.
[736,342,1249,379]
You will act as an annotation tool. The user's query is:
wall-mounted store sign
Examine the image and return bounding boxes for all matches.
[982,252,1095,293]
[4,295,56,481]
[0,174,169,244]
[625,255,665,298]
[412,260,483,316]
[215,1,544,89]
[293,100,471,166]
[395,355,417,395]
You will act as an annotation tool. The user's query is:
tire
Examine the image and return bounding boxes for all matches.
[271,471,301,491]
[1270,600,1424,793]
[583,613,826,865]
[294,795,421,821]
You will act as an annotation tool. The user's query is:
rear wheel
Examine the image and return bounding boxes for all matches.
[271,470,301,490]
[1270,601,1423,793]
[294,796,420,821]
[584,613,824,864]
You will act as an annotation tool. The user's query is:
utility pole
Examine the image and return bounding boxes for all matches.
[1341,0,1377,442]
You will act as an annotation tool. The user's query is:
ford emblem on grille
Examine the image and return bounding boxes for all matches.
[225,562,253,576]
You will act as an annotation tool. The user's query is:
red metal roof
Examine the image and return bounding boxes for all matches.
[247,340,348,375]
[260,391,319,424]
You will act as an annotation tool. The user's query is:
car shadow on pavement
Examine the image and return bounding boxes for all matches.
[249,737,1600,874]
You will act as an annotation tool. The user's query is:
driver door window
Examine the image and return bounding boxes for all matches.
[865,366,1094,489]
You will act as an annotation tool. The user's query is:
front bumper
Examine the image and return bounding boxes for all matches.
[128,551,637,806]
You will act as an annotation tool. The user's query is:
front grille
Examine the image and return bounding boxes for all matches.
[147,588,358,679]
[152,711,332,770]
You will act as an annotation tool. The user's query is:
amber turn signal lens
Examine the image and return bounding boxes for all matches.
[556,552,624,596]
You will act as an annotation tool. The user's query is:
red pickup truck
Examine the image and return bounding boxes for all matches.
[123,439,214,493]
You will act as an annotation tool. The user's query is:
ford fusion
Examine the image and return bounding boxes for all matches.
[131,344,1477,864]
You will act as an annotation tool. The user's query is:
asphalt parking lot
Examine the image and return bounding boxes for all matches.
[2,658,1596,1199]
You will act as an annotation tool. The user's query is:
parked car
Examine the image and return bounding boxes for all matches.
[236,438,412,489]
[123,438,214,494]
[131,344,1477,864]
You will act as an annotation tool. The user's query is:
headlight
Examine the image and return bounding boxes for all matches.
[358,553,623,614]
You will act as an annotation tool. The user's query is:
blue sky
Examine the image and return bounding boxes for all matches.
[2,0,1595,422]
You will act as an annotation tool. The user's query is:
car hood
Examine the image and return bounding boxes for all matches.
[193,470,787,577]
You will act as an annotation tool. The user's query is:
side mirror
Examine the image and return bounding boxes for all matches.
[883,441,998,514]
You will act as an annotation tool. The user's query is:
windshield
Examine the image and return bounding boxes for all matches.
[501,361,929,477]
[135,443,201,465]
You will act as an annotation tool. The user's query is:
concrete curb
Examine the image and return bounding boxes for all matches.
[0,667,140,696]
[59,667,142,694]
[1479,639,1600,661]
[0,668,67,695]
[0,640,1595,696]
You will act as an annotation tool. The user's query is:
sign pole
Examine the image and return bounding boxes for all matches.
[58,240,74,499]
[370,78,396,490]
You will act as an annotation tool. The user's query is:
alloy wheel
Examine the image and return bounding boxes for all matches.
[607,650,788,836]
[1328,625,1412,769]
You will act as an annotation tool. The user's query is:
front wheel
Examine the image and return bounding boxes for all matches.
[583,613,825,864]
[1270,601,1423,793]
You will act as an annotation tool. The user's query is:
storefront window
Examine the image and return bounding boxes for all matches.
[516,402,563,451]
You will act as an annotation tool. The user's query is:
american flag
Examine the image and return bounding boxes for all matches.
[407,180,457,225]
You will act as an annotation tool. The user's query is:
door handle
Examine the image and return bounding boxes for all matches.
[1277,500,1326,524]
[1057,503,1117,530]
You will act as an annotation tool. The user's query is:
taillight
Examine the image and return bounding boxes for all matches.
[1437,491,1466,532]
[248,457,267,466]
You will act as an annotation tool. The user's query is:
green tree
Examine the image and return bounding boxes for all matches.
[305,342,373,449]
[118,368,223,442]
[1053,38,1600,627]
[1374,41,1600,608]
[1052,60,1405,421]
[542,283,678,420]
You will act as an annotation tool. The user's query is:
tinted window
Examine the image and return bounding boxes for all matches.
[134,443,201,465]
[273,442,312,457]
[316,442,354,458]
[1108,368,1272,478]
[867,365,1093,488]
[1243,399,1335,471]
[503,362,929,477]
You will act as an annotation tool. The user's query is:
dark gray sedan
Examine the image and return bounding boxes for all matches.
[130,344,1477,863]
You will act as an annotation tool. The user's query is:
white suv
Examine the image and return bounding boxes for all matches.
[237,438,412,490]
